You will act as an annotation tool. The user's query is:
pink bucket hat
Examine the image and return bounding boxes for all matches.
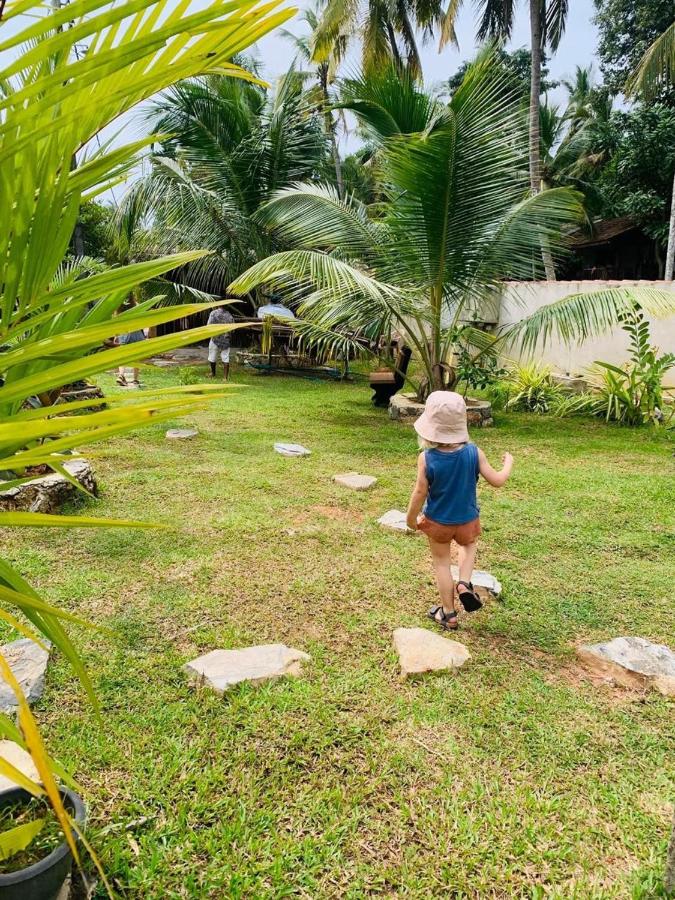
[414,391,470,444]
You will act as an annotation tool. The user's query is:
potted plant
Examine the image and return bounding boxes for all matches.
[0,786,85,900]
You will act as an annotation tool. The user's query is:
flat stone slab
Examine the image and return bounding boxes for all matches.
[378,509,416,533]
[274,442,311,457]
[0,638,51,714]
[332,472,377,491]
[450,566,502,598]
[184,644,310,693]
[394,628,470,676]
[577,637,675,695]
[166,428,199,440]
[0,459,96,514]
[0,740,40,792]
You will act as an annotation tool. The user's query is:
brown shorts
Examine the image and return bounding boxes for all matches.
[417,515,481,545]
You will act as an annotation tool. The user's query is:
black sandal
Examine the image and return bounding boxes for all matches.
[427,605,458,631]
[456,581,482,612]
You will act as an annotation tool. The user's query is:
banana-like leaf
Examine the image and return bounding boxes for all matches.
[0,512,169,530]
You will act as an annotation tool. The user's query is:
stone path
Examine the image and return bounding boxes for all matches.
[274,443,311,457]
[332,473,377,491]
[377,509,415,532]
[577,636,675,697]
[184,644,310,693]
[0,638,51,715]
[166,428,199,440]
[393,628,470,676]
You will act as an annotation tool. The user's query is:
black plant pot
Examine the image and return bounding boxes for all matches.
[0,787,86,900]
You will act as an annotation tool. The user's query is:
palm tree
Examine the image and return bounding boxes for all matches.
[311,0,457,79]
[117,69,328,298]
[229,53,584,398]
[281,3,345,197]
[0,0,289,866]
[627,19,675,279]
[444,0,569,219]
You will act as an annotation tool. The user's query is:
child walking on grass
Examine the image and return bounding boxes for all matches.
[406,391,513,631]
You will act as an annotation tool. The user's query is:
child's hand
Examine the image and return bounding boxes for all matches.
[503,452,513,468]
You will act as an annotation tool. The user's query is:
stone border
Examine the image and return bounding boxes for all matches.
[0,459,96,514]
[389,393,493,427]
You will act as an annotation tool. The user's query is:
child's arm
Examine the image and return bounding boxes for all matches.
[478,448,513,487]
[406,452,429,530]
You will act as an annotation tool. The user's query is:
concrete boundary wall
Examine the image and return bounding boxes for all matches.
[497,280,675,376]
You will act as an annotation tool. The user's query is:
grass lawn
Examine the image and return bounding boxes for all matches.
[3,363,674,898]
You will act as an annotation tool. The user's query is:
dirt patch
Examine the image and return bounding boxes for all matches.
[307,505,365,524]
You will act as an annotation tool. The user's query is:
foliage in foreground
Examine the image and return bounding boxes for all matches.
[0,0,292,872]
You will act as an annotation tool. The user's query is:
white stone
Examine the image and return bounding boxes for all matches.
[577,637,675,693]
[393,628,470,676]
[0,740,40,791]
[332,473,377,491]
[450,567,502,598]
[166,428,199,440]
[0,639,51,714]
[377,509,416,533]
[274,443,311,457]
[184,644,310,693]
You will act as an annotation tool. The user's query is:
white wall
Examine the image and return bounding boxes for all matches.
[497,280,675,377]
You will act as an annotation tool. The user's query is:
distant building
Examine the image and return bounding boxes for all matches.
[562,216,663,280]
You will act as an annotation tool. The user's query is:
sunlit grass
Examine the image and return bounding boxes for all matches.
[3,363,674,898]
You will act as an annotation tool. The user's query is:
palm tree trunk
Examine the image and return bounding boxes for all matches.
[319,67,344,200]
[666,168,675,280]
[529,0,556,280]
[666,809,675,894]
[385,20,403,69]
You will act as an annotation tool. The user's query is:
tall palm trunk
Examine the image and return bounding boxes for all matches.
[666,169,675,280]
[319,66,344,200]
[529,0,556,280]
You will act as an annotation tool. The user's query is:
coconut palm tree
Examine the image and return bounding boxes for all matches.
[229,53,585,398]
[281,3,345,197]
[117,68,328,298]
[311,0,457,79]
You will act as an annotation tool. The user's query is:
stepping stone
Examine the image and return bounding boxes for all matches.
[0,740,40,792]
[577,636,675,696]
[377,509,416,533]
[450,566,502,598]
[0,638,51,715]
[332,472,377,491]
[393,628,470,677]
[184,644,310,694]
[274,442,311,457]
[166,428,198,440]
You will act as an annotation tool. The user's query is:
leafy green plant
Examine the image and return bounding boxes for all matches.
[455,344,507,396]
[501,362,563,414]
[0,0,291,877]
[554,311,674,425]
[230,52,585,401]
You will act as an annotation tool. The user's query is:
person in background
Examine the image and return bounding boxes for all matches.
[115,296,146,387]
[406,391,513,631]
[207,304,235,380]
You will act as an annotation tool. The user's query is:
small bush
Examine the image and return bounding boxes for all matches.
[496,363,563,414]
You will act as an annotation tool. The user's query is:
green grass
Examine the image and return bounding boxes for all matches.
[3,363,674,898]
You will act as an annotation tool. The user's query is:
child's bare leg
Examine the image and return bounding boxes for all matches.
[428,538,455,613]
[458,540,477,586]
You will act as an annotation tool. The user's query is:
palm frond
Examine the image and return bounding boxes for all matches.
[626,20,675,98]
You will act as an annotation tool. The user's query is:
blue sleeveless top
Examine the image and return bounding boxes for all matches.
[423,444,480,525]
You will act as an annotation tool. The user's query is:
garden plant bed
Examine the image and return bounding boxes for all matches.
[2,367,672,897]
[389,392,494,426]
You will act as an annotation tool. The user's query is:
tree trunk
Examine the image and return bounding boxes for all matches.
[666,168,675,281]
[666,808,675,895]
[529,0,556,280]
[385,20,403,69]
[319,67,344,200]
